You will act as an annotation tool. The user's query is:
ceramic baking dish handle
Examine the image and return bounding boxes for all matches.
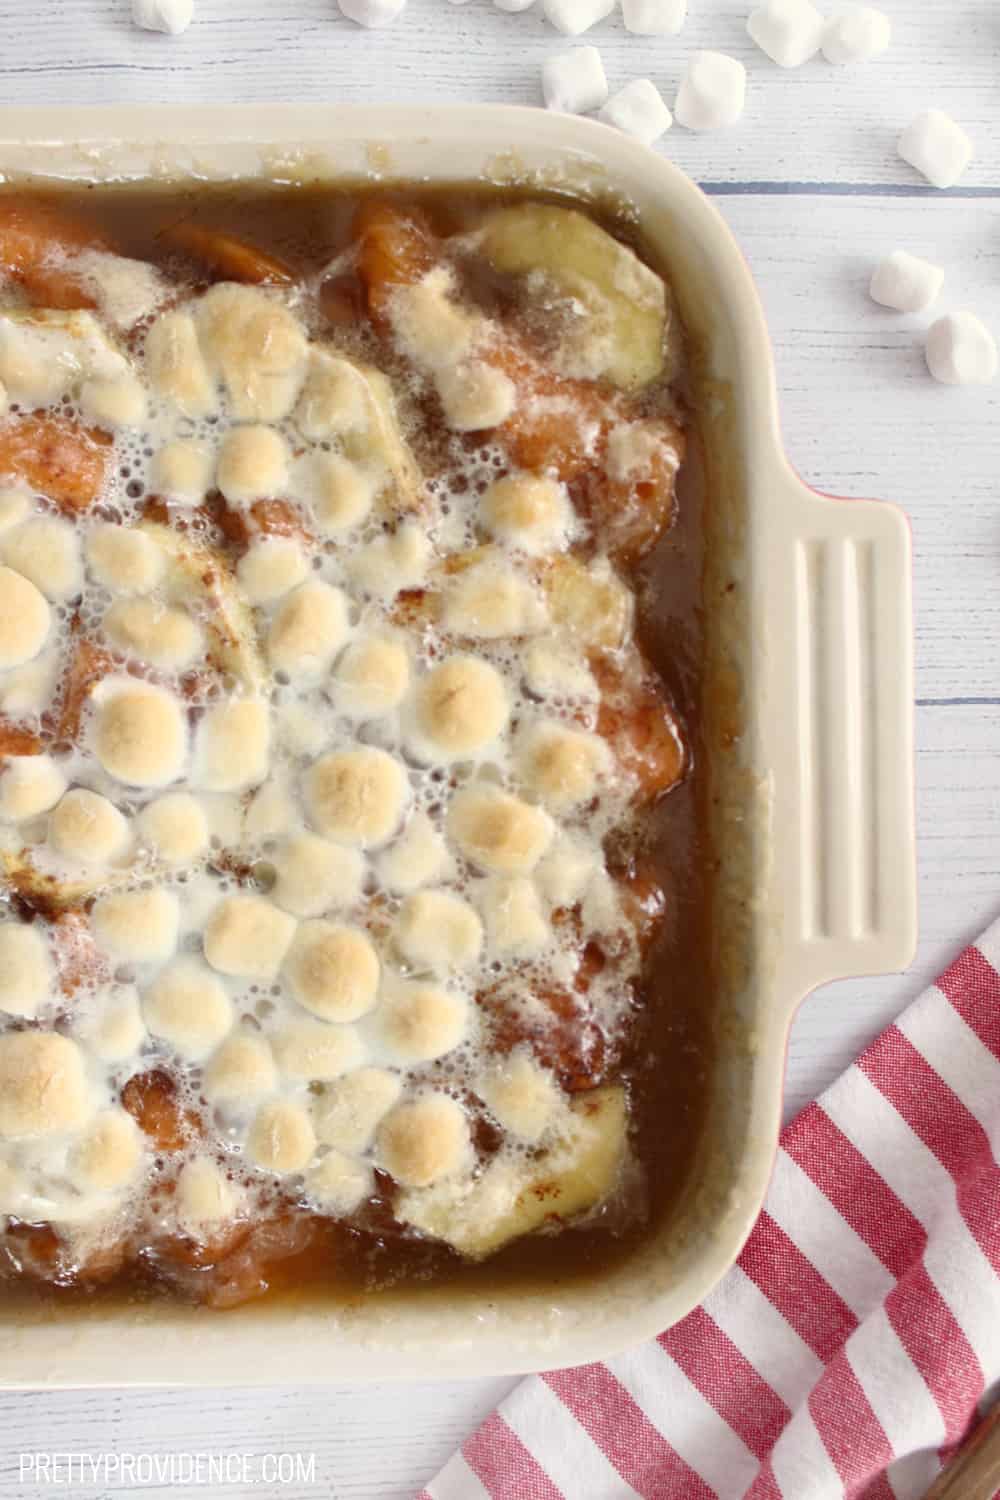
[773,468,917,997]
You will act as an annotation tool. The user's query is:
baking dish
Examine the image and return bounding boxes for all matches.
[0,104,916,1385]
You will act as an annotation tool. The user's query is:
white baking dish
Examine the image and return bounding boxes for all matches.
[0,105,916,1386]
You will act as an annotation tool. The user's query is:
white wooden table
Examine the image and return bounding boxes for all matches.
[0,2,996,1495]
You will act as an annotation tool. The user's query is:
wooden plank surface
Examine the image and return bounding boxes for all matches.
[0,1379,518,1498]
[0,1,998,1495]
[0,0,995,187]
[722,191,1000,1117]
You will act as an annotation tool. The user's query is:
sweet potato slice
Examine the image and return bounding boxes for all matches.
[590,419,685,564]
[477,204,669,391]
[616,865,667,952]
[593,658,686,804]
[122,1069,198,1155]
[354,203,682,552]
[480,978,609,1094]
[355,201,436,325]
[162,1211,319,1308]
[319,273,364,326]
[0,197,107,309]
[0,414,110,513]
[353,204,632,492]
[1,837,127,918]
[488,339,611,483]
[162,221,294,285]
[55,632,114,745]
[52,909,109,996]
[0,723,42,755]
[490,344,684,554]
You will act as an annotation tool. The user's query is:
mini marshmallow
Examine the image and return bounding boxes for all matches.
[542,46,609,115]
[600,80,673,146]
[898,111,974,190]
[869,251,944,314]
[339,0,406,24]
[543,0,614,35]
[622,0,686,34]
[822,5,891,65]
[132,0,192,33]
[925,313,998,387]
[674,51,747,130]
[747,0,824,68]
[495,0,536,9]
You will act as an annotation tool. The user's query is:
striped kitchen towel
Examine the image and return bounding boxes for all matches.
[420,922,1000,1500]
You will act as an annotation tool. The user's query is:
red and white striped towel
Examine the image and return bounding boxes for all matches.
[419,923,1000,1500]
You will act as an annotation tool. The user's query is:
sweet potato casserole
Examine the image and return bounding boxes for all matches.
[0,184,711,1307]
